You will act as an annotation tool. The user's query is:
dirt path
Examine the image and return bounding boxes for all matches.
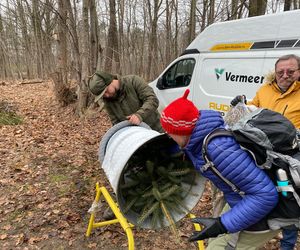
[0,81,296,249]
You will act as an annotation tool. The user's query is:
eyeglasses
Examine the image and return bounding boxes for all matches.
[275,69,299,77]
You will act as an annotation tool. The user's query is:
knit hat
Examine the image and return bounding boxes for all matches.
[88,71,114,96]
[160,89,199,135]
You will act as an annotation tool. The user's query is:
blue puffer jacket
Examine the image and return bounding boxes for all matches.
[183,110,279,233]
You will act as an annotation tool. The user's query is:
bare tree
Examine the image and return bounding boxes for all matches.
[146,0,163,80]
[105,0,119,73]
[248,0,267,17]
[284,0,292,10]
[51,0,75,106]
[65,0,81,83]
[118,0,125,74]
[208,0,215,25]
[77,0,90,114]
[32,0,44,78]
[16,0,33,78]
[188,0,197,43]
[89,0,99,73]
[200,0,209,31]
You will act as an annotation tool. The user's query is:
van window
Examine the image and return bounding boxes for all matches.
[160,59,196,88]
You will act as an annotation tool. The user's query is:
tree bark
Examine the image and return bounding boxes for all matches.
[248,0,267,17]
[188,0,197,44]
[146,0,163,80]
[284,0,292,10]
[77,0,90,115]
[105,0,119,73]
[65,0,81,83]
[89,0,99,74]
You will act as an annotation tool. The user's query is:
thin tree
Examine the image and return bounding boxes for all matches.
[89,0,99,74]
[188,0,197,44]
[146,0,163,80]
[248,0,267,17]
[105,0,119,73]
[77,0,90,115]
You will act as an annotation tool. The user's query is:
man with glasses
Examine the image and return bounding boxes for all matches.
[231,54,300,249]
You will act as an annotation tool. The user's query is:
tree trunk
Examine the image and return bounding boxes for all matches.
[16,0,33,79]
[118,0,125,74]
[51,0,75,106]
[248,0,267,17]
[207,0,215,25]
[77,0,90,115]
[65,0,81,84]
[105,0,119,73]
[230,0,238,20]
[146,0,162,80]
[89,0,99,74]
[32,0,44,78]
[284,0,292,10]
[200,0,208,31]
[188,0,197,44]
[165,0,171,65]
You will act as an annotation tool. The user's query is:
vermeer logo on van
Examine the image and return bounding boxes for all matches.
[215,69,264,84]
[225,72,264,84]
[215,68,225,80]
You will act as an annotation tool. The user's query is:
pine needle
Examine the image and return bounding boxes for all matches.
[160,201,179,240]
[137,201,160,226]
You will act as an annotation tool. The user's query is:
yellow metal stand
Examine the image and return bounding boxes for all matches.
[86,182,135,249]
[86,182,205,250]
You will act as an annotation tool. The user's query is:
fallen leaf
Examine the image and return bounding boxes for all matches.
[0,234,8,240]
[1,225,11,230]
[87,243,97,248]
[28,236,43,244]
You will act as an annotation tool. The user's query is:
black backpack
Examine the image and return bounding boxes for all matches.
[202,108,300,219]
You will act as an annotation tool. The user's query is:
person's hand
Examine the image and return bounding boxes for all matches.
[189,217,227,242]
[230,95,247,106]
[126,114,141,125]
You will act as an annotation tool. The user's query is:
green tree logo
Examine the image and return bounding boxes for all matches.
[215,68,225,80]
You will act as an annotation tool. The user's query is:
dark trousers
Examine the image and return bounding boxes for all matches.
[280,229,298,250]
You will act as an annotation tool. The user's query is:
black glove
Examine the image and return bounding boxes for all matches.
[230,95,247,107]
[189,217,227,242]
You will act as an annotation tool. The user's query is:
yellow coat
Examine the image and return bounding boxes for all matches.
[248,81,300,128]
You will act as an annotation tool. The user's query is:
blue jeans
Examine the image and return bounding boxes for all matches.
[280,229,298,250]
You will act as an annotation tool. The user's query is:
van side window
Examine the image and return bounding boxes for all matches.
[161,59,196,89]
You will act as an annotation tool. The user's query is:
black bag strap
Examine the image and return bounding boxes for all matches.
[202,128,245,196]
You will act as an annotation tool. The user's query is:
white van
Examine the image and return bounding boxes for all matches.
[150,10,300,116]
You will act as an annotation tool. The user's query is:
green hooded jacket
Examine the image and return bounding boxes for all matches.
[104,75,163,132]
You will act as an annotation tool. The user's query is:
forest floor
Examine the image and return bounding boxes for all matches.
[0,81,298,250]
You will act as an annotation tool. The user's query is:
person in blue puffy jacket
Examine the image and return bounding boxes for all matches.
[160,89,280,249]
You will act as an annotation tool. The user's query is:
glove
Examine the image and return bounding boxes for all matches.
[189,217,227,242]
[230,95,247,106]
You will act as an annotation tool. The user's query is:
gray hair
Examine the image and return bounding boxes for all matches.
[275,54,300,69]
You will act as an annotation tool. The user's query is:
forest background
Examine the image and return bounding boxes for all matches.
[1,0,299,113]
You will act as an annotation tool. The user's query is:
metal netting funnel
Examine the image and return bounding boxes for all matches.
[99,121,206,229]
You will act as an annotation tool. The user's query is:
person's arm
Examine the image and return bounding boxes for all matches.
[207,136,278,233]
[130,75,159,122]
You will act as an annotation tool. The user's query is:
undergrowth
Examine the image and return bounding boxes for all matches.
[0,100,22,125]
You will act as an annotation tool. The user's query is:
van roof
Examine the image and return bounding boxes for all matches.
[186,10,300,52]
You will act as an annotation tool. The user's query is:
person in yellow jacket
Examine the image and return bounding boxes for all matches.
[231,54,300,250]
[232,54,300,128]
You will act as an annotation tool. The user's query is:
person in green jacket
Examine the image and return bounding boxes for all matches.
[88,71,163,133]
